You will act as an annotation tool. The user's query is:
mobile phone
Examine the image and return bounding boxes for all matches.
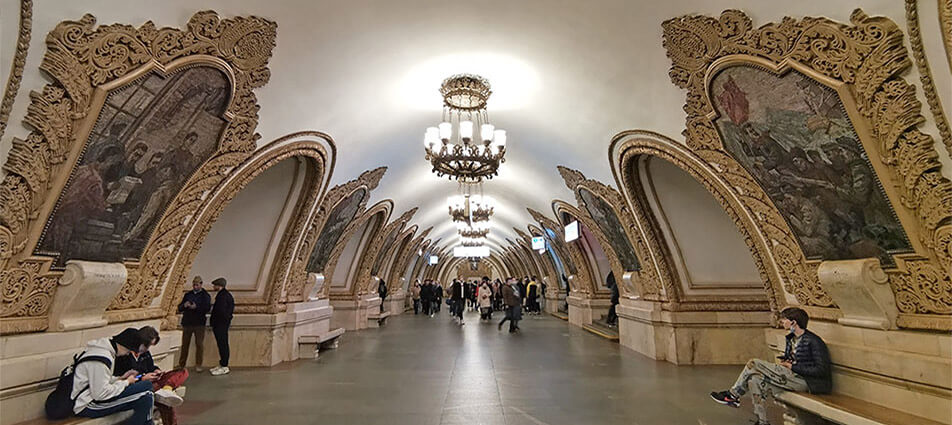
[134,374,143,380]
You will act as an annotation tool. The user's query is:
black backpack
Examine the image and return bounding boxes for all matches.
[45,352,112,420]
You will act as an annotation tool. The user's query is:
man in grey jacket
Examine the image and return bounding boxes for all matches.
[73,328,155,424]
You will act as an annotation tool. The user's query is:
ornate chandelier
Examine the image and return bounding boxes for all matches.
[459,225,490,239]
[423,74,507,183]
[447,193,494,224]
[460,237,483,247]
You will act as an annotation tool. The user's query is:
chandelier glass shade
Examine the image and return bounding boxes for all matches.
[460,237,483,247]
[423,74,507,183]
[459,226,490,239]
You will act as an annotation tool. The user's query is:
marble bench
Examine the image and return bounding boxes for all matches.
[367,310,391,328]
[297,327,345,359]
[774,392,944,425]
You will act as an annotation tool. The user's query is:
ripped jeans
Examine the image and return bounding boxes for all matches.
[731,359,809,423]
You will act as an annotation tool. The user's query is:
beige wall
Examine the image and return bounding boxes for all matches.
[645,159,761,291]
[190,159,298,291]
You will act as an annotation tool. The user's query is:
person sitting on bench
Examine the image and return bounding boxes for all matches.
[710,307,832,425]
[74,328,155,425]
[114,326,188,425]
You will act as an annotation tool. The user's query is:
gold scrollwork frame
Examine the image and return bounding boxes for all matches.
[660,9,951,329]
[157,132,334,319]
[557,166,677,302]
[550,200,607,297]
[325,200,392,299]
[0,11,277,334]
[905,0,952,156]
[288,167,386,300]
[389,226,431,290]
[381,224,417,289]
[352,207,417,294]
[0,0,32,139]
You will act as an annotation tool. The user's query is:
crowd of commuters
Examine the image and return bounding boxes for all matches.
[409,275,546,332]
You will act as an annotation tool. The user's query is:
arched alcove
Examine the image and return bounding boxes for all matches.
[329,211,386,295]
[190,159,300,294]
[642,158,762,296]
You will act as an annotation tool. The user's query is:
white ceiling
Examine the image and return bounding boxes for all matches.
[2,0,940,257]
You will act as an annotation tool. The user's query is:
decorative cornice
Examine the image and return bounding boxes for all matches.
[0,0,32,139]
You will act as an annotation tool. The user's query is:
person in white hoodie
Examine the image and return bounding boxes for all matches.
[73,328,155,425]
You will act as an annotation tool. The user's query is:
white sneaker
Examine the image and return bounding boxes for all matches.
[211,366,230,376]
[154,388,184,407]
[173,386,187,398]
[208,366,221,374]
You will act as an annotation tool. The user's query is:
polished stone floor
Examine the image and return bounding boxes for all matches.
[180,309,773,425]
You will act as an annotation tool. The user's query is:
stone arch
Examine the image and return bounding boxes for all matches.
[352,207,417,295]
[612,131,789,316]
[296,167,386,298]
[657,9,951,329]
[528,207,590,297]
[0,11,277,333]
[557,166,678,302]
[160,132,335,320]
[551,201,606,297]
[381,224,417,291]
[392,229,432,291]
[325,200,392,298]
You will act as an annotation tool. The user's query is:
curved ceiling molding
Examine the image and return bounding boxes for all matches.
[325,199,393,299]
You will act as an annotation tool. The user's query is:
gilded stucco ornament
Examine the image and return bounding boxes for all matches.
[352,207,417,295]
[660,10,951,329]
[905,0,951,156]
[557,166,678,302]
[940,0,952,72]
[156,133,334,322]
[528,207,593,296]
[0,0,32,139]
[288,167,386,300]
[0,11,276,334]
[324,200,392,299]
[388,227,431,289]
[381,225,417,287]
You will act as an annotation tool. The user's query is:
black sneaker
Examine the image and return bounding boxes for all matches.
[710,390,740,408]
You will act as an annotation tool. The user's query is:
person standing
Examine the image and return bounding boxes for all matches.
[478,280,493,320]
[449,279,464,325]
[378,278,388,313]
[526,278,540,315]
[606,271,619,326]
[209,278,234,376]
[433,281,443,313]
[177,276,211,371]
[421,280,432,316]
[498,278,522,333]
[411,280,422,315]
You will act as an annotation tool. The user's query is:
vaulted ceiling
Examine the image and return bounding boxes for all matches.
[1,0,946,256]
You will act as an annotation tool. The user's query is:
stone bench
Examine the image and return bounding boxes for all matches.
[297,328,345,359]
[366,310,391,328]
[12,412,134,425]
[774,392,944,425]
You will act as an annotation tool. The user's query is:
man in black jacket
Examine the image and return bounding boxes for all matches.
[710,307,831,425]
[177,276,211,371]
[209,277,234,376]
[377,278,388,313]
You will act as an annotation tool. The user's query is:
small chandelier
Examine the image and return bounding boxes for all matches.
[423,74,507,183]
[459,225,490,239]
[447,193,494,223]
[460,237,483,247]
